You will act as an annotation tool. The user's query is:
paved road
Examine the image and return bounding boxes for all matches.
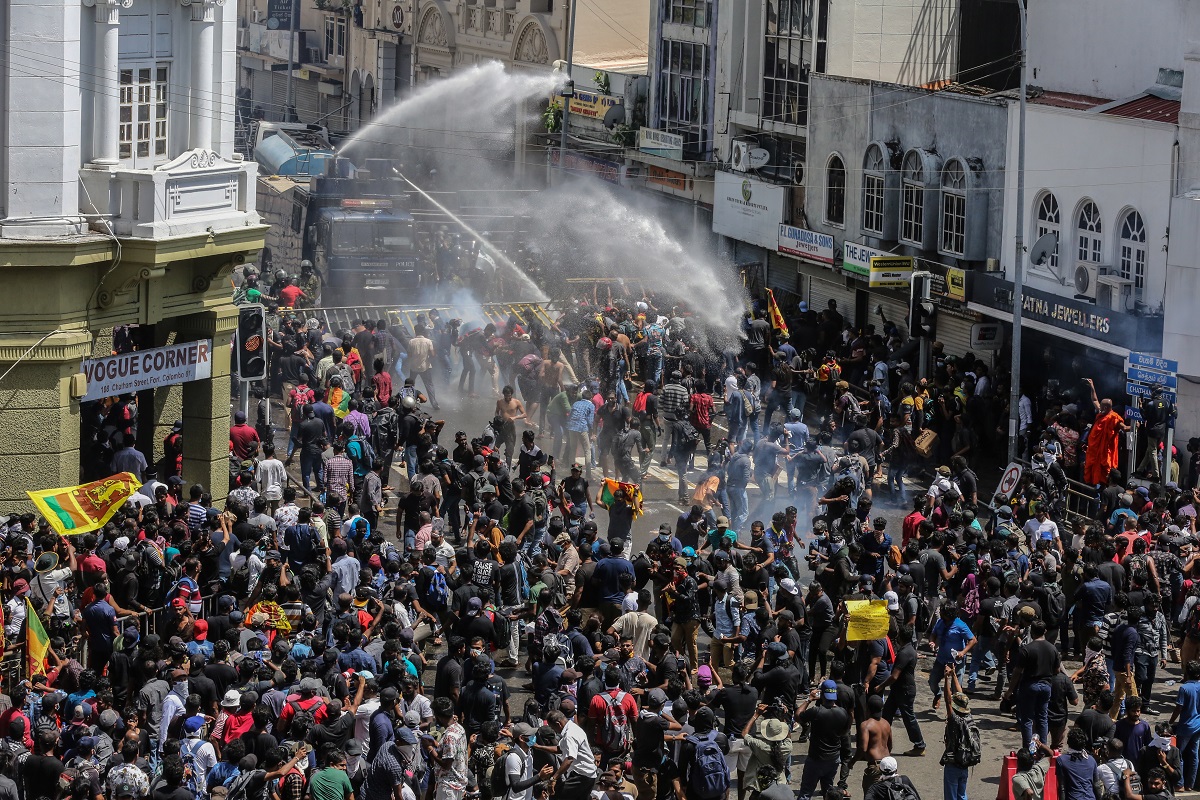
[282,385,1188,800]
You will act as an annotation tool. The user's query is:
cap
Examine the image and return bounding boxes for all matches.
[715,516,730,527]
[646,688,668,707]
[403,710,421,727]
[512,721,538,738]
[380,687,400,703]
[265,549,282,562]
[951,692,971,714]
[467,597,483,615]
[743,590,760,611]
[697,665,713,684]
[937,465,951,476]
[996,505,1014,518]
[880,756,898,775]
[184,716,205,735]
[11,579,28,596]
[884,590,900,611]
[788,408,803,420]
[193,619,209,640]
[233,410,247,424]
[99,709,120,729]
[368,554,382,568]
[779,578,798,595]
[766,641,788,658]
[113,536,130,552]
[820,679,839,700]
[345,740,364,756]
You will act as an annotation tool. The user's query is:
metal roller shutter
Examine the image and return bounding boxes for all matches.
[294,77,321,124]
[876,293,910,340]
[934,313,976,360]
[808,276,859,329]
[766,253,802,307]
[251,69,275,119]
[272,72,292,120]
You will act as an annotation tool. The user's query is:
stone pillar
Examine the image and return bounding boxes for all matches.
[82,0,132,166]
[181,0,225,151]
[0,330,94,510]
[175,304,236,502]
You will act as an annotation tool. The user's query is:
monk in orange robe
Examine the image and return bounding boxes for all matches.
[1083,378,1130,486]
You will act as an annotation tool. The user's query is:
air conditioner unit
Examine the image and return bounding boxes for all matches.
[237,28,249,48]
[730,139,752,173]
[306,46,322,63]
[252,8,261,22]
[1072,261,1100,300]
[1096,273,1134,312]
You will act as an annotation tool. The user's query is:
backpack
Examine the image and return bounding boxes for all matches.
[914,594,932,634]
[741,389,761,414]
[949,714,982,767]
[180,738,204,797]
[676,420,701,447]
[1187,601,1200,641]
[632,391,650,414]
[687,729,731,799]
[486,602,511,643]
[466,471,492,504]
[421,566,451,611]
[372,408,399,452]
[887,544,903,568]
[489,745,515,797]
[228,559,251,598]
[1127,554,1150,587]
[597,690,634,754]
[528,487,549,526]
[1043,583,1066,626]
[994,558,1019,586]
[348,435,376,473]
[519,353,541,373]
[225,767,265,800]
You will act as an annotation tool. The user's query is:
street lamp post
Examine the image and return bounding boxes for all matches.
[556,0,578,180]
[1007,0,1028,464]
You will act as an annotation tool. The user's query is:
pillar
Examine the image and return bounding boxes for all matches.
[0,331,94,510]
[83,0,131,166]
[175,304,236,502]
[182,0,224,151]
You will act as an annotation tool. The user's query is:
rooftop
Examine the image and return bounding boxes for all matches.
[1100,94,1181,123]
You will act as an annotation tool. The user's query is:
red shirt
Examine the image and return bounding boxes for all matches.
[902,510,925,547]
[277,695,330,731]
[373,371,393,405]
[0,708,32,748]
[587,689,638,750]
[279,285,305,307]
[229,423,261,461]
[690,393,714,430]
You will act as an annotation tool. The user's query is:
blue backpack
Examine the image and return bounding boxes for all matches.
[422,566,450,610]
[688,730,730,799]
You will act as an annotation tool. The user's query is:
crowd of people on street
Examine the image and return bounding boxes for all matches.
[13,286,1200,800]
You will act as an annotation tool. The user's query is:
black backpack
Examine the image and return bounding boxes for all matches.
[1043,583,1066,626]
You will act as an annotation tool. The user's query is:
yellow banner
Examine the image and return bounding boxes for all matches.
[845,599,892,641]
[27,472,141,537]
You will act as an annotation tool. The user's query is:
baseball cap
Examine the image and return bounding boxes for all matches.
[884,591,900,611]
[697,665,713,685]
[646,688,668,707]
[193,619,209,640]
[467,597,483,615]
[715,516,730,527]
[880,756,898,775]
[403,710,421,727]
[779,578,798,595]
[820,679,838,701]
[743,590,760,610]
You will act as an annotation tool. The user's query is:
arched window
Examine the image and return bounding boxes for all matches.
[940,160,967,256]
[825,154,846,226]
[1118,210,1147,290]
[1076,200,1102,263]
[1034,192,1061,271]
[862,144,885,235]
[900,150,924,245]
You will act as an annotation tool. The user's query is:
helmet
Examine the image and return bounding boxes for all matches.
[401,395,418,411]
[596,337,612,350]
[275,268,287,283]
[300,259,313,271]
[243,265,259,278]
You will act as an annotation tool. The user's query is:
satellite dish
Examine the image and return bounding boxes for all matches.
[1029,231,1059,278]
[602,103,626,130]
[747,147,770,168]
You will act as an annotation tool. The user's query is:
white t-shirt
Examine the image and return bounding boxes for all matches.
[354,697,381,742]
[560,721,598,777]
[1023,518,1060,544]
[504,749,533,800]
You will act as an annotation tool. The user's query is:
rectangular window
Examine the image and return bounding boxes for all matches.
[665,0,712,27]
[941,192,966,255]
[326,15,346,59]
[763,0,815,126]
[658,40,710,158]
[863,175,883,235]
[901,182,923,245]
[118,63,170,168]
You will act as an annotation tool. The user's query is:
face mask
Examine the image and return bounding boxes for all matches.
[525,735,536,746]
[470,649,482,658]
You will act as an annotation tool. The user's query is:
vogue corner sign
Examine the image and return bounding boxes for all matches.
[81,340,213,402]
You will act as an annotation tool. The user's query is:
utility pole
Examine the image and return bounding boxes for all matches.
[284,0,299,121]
[556,0,578,180]
[1007,0,1028,464]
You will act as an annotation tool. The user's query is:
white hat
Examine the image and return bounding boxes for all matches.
[779,578,799,595]
[884,590,900,612]
[220,690,241,709]
[113,536,130,551]
[880,756,899,775]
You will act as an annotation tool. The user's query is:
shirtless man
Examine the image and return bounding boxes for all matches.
[495,385,527,466]
[857,694,893,793]
[538,348,567,433]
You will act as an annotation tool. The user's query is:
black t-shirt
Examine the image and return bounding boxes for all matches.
[204,661,239,698]
[498,562,522,608]
[709,684,760,737]
[650,652,681,686]
[457,680,498,734]
[632,711,673,769]
[890,642,918,693]
[152,787,195,800]
[1018,639,1061,682]
[434,654,464,698]
[22,753,63,798]
[856,638,891,688]
[752,664,802,711]
[799,705,851,760]
[1075,707,1115,743]
[1049,671,1078,727]
[453,613,496,646]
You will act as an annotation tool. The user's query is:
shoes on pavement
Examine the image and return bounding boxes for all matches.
[904,747,926,757]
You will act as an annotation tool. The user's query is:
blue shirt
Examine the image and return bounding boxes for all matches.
[932,617,974,665]
[566,400,595,433]
[1178,682,1200,734]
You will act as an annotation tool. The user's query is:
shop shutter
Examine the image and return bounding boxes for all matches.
[808,276,859,330]
[293,76,322,123]
[766,252,803,308]
[251,69,276,119]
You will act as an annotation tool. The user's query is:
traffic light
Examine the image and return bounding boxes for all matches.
[909,274,938,339]
[236,304,267,381]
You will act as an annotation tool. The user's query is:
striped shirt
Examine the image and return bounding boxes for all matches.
[186,502,207,532]
[324,455,355,500]
[566,399,596,433]
[659,383,689,419]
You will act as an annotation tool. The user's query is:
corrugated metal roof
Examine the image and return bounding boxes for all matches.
[1101,95,1180,123]
[1028,91,1108,111]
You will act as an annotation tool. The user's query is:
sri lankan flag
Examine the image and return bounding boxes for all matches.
[26,599,48,677]
[766,289,789,337]
[598,478,645,520]
[27,472,140,537]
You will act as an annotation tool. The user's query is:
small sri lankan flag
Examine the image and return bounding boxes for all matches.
[27,472,140,537]
[766,289,789,338]
[26,598,49,678]
[598,478,645,520]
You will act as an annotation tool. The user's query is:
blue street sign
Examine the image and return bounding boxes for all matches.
[1127,381,1176,402]
[1126,406,1143,422]
[1129,352,1178,374]
[1127,366,1178,388]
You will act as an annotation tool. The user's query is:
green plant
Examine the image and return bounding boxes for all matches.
[594,71,611,95]
[610,122,636,147]
[542,100,562,133]
[314,0,330,8]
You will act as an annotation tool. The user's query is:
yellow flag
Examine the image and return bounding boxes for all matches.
[845,599,892,641]
[766,289,789,337]
[27,472,140,537]
[26,599,49,677]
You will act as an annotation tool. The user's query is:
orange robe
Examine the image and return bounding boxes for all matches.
[1083,410,1125,486]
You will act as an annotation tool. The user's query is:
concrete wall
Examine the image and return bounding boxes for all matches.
[1027,0,1185,101]
[805,73,1008,259]
[825,0,960,86]
[998,104,1175,306]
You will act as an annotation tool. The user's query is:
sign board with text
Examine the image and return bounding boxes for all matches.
[842,241,888,278]
[266,0,298,30]
[712,172,788,251]
[868,256,914,288]
[1129,353,1178,373]
[80,340,213,402]
[1127,365,1177,388]
[638,128,684,161]
[778,224,835,264]
[566,91,621,120]
[1127,381,1176,402]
